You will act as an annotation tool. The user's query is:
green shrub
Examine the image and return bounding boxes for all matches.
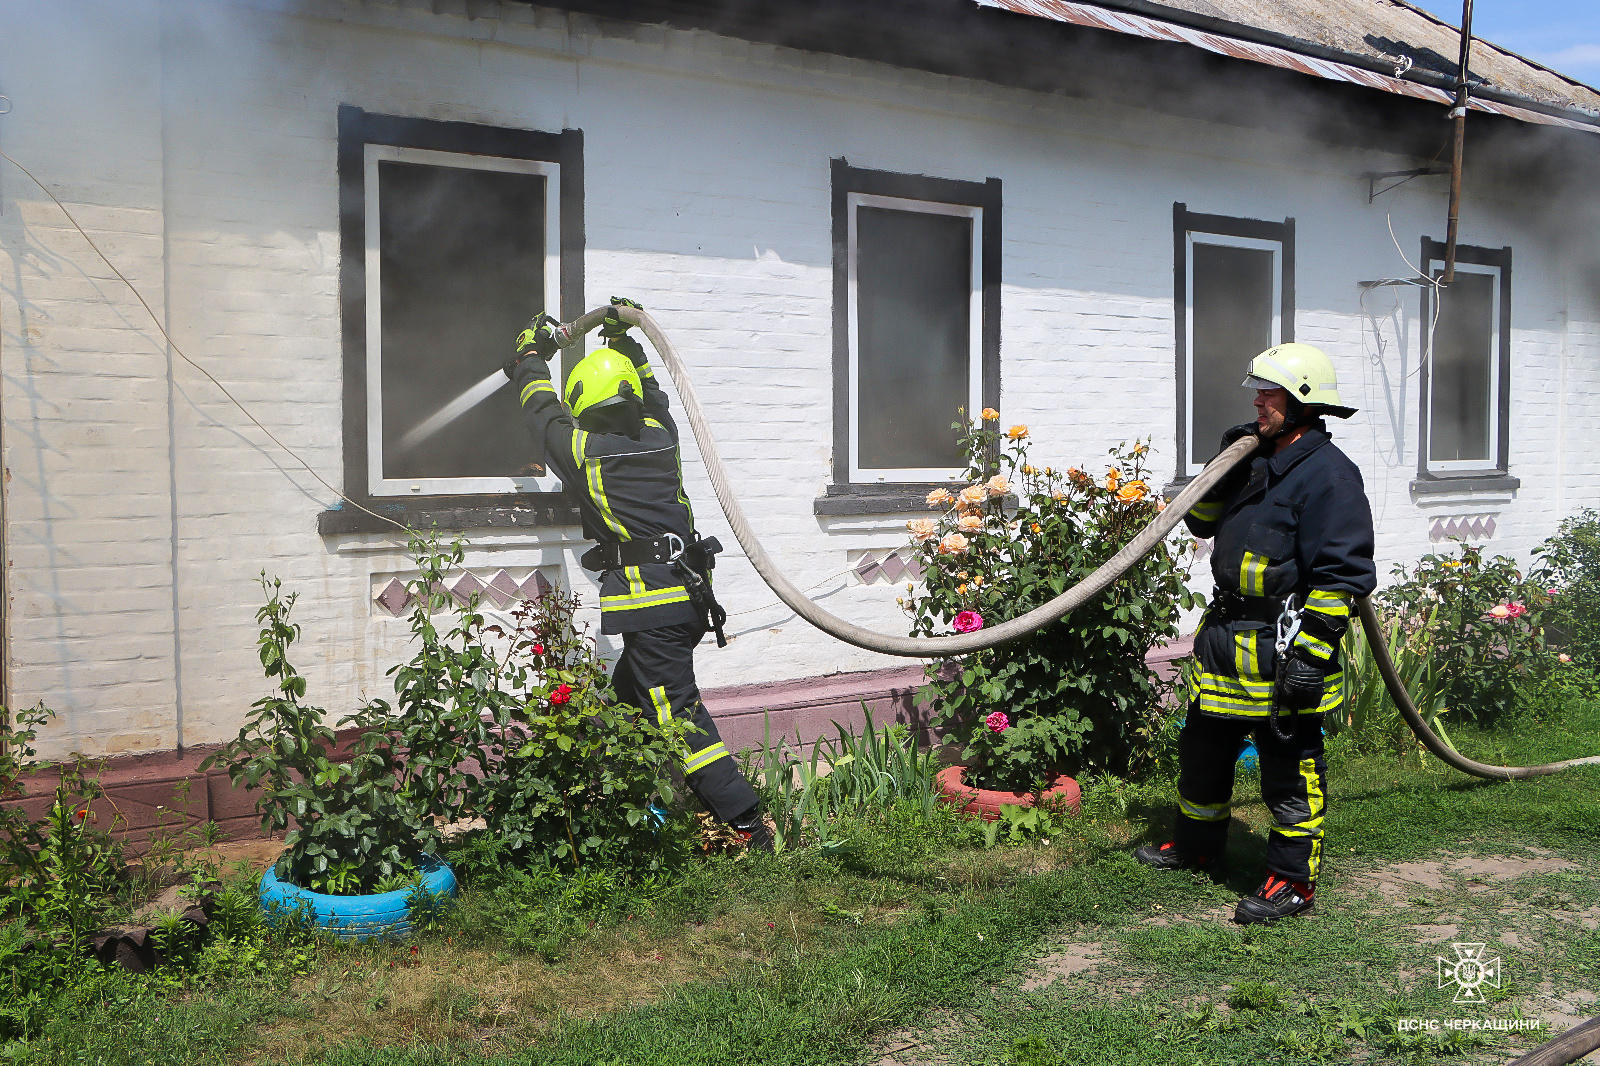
[905,418,1198,789]
[1535,508,1600,671]
[205,533,692,895]
[1374,542,1560,725]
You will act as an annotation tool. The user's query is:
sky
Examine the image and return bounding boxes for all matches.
[1403,0,1600,88]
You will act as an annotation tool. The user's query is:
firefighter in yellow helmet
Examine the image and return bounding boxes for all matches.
[503,300,772,849]
[1135,343,1375,922]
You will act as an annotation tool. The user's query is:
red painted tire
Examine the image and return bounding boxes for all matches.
[936,764,1080,822]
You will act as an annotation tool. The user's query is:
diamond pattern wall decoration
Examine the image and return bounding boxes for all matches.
[375,578,411,617]
[880,553,906,582]
[855,553,882,584]
[451,573,484,607]
[486,569,520,609]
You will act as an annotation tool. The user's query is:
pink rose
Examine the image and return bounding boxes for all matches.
[1548,587,1559,596]
[985,710,1010,733]
[953,610,984,633]
[1505,602,1527,618]
[1488,604,1511,620]
[1560,653,1573,663]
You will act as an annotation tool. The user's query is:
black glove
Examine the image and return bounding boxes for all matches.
[1219,422,1265,452]
[599,296,642,341]
[504,313,564,378]
[1276,652,1327,712]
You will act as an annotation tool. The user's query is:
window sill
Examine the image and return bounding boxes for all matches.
[1410,473,1520,497]
[813,483,959,517]
[317,493,583,536]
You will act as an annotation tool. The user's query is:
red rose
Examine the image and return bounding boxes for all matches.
[550,683,573,705]
[533,643,546,655]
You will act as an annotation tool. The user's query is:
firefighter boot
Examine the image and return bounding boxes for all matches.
[1132,841,1225,878]
[1234,874,1315,924]
[731,807,775,853]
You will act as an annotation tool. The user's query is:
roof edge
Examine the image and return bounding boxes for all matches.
[1060,0,1600,129]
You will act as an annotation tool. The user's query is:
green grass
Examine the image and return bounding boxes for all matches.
[9,700,1599,1066]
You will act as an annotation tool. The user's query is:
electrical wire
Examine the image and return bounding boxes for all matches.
[0,147,411,535]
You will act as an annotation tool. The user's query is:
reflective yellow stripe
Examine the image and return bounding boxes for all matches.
[1188,501,1223,521]
[520,380,556,405]
[1272,758,1326,883]
[649,686,672,727]
[579,436,629,540]
[1305,589,1352,618]
[1178,794,1231,822]
[1295,632,1336,661]
[625,566,645,599]
[1233,630,1264,682]
[637,364,656,380]
[1239,551,1269,596]
[1197,671,1274,701]
[600,586,691,611]
[1316,671,1345,714]
[684,742,729,774]
[645,416,696,529]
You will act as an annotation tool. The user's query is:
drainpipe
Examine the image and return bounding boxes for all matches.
[1443,0,1475,284]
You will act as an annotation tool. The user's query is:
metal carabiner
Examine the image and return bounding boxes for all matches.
[661,532,686,563]
[1274,594,1303,657]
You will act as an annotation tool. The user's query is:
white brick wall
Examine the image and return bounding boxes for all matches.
[3,0,1597,758]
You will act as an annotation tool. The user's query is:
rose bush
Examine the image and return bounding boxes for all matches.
[904,414,1199,790]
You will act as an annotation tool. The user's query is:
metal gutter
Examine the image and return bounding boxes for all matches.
[977,0,1600,135]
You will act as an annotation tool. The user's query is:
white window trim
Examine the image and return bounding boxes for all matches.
[1183,231,1283,478]
[1424,259,1502,474]
[364,143,562,498]
[846,191,983,484]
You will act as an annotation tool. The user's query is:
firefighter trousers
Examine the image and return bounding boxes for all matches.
[1172,707,1328,884]
[611,622,759,823]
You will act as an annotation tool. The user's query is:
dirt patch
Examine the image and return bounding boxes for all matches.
[1450,852,1577,881]
[872,1011,957,1066]
[1021,942,1102,991]
[1408,923,1460,944]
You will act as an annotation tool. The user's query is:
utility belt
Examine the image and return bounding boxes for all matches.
[1207,590,1283,625]
[581,533,729,648]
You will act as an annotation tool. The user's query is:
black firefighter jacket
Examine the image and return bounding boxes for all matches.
[1183,427,1377,719]
[511,340,700,635]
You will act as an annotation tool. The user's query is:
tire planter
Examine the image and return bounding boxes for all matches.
[259,855,457,942]
[935,765,1080,822]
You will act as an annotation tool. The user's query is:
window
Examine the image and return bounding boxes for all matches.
[1173,204,1295,479]
[1419,240,1511,479]
[829,162,1000,492]
[333,107,583,524]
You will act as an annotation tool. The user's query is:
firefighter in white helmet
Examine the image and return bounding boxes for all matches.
[1135,343,1376,923]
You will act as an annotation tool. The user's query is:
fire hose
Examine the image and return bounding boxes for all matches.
[548,304,1600,782]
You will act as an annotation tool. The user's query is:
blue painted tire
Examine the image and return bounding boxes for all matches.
[259,855,456,941]
[1235,739,1260,772]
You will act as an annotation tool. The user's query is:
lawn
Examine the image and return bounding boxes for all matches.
[11,700,1598,1066]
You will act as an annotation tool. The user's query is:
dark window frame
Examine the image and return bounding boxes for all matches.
[816,160,1001,515]
[1414,239,1515,491]
[1171,203,1296,486]
[320,105,585,536]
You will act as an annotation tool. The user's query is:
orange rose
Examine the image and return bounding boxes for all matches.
[985,475,1010,497]
[1021,463,1035,476]
[1006,425,1028,440]
[1105,467,1121,492]
[938,533,969,555]
[925,487,955,508]
[1031,522,1041,533]
[957,514,984,533]
[980,407,1000,422]
[906,518,937,543]
[1116,480,1148,503]
[958,484,988,509]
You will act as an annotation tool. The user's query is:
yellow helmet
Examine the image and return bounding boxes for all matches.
[1241,343,1356,418]
[564,347,642,419]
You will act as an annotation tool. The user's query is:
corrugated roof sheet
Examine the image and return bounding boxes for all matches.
[978,0,1600,133]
